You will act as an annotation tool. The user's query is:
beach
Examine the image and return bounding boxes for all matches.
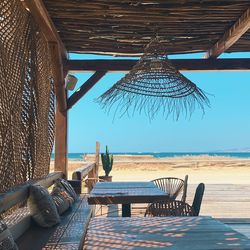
[50,155,250,218]
[51,154,250,184]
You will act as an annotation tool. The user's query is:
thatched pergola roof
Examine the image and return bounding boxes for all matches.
[43,0,250,56]
[20,0,250,173]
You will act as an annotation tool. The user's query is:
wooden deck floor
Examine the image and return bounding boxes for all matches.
[186,184,250,219]
[223,221,250,239]
[95,184,250,218]
[93,184,250,239]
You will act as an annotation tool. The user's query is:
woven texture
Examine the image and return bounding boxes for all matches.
[55,179,78,202]
[43,1,250,56]
[0,220,18,250]
[152,177,185,200]
[0,0,55,192]
[98,38,209,120]
[145,200,194,217]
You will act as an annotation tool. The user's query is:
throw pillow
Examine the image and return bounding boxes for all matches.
[55,179,78,202]
[51,186,74,205]
[51,194,69,215]
[28,185,60,227]
[0,220,18,250]
[51,186,74,214]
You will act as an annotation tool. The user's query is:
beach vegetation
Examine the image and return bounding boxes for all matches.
[101,145,113,176]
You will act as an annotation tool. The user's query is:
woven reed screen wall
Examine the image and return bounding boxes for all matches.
[0,0,55,192]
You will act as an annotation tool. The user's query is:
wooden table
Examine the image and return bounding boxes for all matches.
[88,182,168,217]
[84,216,250,250]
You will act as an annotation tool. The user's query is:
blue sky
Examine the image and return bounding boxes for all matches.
[68,52,250,153]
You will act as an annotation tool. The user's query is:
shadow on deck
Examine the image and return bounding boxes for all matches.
[93,184,250,239]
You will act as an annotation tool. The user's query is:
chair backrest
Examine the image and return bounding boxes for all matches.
[192,183,205,216]
[152,177,184,200]
[145,200,194,217]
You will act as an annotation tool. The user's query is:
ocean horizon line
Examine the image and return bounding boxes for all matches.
[51,152,250,160]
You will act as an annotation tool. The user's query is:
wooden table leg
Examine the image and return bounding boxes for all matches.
[122,204,131,217]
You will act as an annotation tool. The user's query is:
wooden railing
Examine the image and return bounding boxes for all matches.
[72,141,100,193]
[72,163,99,193]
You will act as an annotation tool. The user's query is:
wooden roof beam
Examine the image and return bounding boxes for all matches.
[67,71,107,110]
[65,59,250,72]
[205,8,250,59]
[23,0,67,60]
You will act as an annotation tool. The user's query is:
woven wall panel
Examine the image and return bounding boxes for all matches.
[0,0,55,192]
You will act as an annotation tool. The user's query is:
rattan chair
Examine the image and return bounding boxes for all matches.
[145,182,205,217]
[192,183,205,216]
[152,175,188,201]
[145,200,194,217]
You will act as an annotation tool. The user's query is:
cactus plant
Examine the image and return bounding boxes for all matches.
[101,145,113,176]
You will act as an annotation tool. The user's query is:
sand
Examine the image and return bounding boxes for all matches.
[50,154,250,184]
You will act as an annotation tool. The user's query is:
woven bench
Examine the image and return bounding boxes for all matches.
[0,172,93,250]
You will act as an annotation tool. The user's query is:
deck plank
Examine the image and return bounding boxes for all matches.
[227,224,250,239]
[84,217,250,250]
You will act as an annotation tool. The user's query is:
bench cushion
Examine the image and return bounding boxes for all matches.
[0,220,18,250]
[16,195,92,250]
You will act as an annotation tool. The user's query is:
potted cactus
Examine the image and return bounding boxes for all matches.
[100,145,113,182]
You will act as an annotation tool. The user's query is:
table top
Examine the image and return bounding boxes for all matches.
[88,181,168,205]
[84,216,250,250]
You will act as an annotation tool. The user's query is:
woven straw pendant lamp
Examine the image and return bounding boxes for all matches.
[98,37,210,120]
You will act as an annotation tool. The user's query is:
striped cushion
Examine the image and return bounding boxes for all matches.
[55,179,78,202]
[51,186,73,214]
[51,195,69,215]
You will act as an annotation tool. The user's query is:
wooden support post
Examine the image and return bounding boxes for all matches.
[95,141,100,178]
[55,103,68,178]
[49,42,67,112]
[86,142,101,193]
[87,168,95,193]
[48,42,68,177]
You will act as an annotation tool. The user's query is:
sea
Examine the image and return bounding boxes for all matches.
[51,152,250,161]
